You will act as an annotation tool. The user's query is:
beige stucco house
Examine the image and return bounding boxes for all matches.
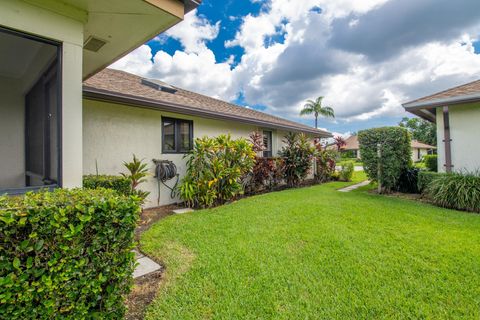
[83,69,331,207]
[0,0,200,194]
[331,135,435,162]
[0,0,330,208]
[403,80,480,172]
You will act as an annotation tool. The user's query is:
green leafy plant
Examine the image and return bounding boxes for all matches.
[279,133,315,187]
[426,171,480,213]
[0,188,140,319]
[418,171,445,194]
[358,127,411,192]
[121,154,150,202]
[179,134,256,208]
[339,161,355,182]
[423,154,438,172]
[83,175,131,196]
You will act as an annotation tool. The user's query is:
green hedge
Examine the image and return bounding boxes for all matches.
[423,154,438,172]
[0,189,140,319]
[83,175,131,196]
[427,172,480,213]
[358,127,411,191]
[418,171,444,193]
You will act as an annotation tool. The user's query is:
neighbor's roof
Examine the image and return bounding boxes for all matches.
[402,79,480,122]
[411,140,436,149]
[333,135,435,150]
[342,135,359,150]
[83,69,331,137]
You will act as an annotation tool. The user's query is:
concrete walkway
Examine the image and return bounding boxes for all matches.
[338,180,370,192]
[133,249,161,279]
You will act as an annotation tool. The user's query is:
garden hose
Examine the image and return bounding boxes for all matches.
[152,159,180,205]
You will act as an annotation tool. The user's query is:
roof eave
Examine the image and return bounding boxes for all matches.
[82,87,332,138]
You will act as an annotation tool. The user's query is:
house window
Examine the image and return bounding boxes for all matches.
[162,117,193,153]
[0,27,62,194]
[418,148,421,160]
[263,130,273,157]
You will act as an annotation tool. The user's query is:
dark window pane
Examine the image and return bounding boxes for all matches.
[179,121,191,151]
[262,131,272,157]
[163,120,175,152]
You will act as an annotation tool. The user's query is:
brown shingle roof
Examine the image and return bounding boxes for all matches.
[411,140,436,149]
[83,69,331,137]
[403,79,480,109]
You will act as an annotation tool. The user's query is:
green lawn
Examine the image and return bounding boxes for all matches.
[140,172,480,319]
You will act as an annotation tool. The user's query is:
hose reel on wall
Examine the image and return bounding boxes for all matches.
[152,159,179,205]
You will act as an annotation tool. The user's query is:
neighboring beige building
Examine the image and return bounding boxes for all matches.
[403,80,480,173]
[83,69,331,207]
[330,135,435,162]
[0,0,200,194]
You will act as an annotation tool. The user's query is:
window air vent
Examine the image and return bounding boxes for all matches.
[84,36,107,52]
[141,78,177,94]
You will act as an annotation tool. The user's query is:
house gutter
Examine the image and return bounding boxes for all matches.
[403,92,480,109]
[83,87,332,137]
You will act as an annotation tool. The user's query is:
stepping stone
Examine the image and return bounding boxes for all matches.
[133,256,161,279]
[132,249,144,259]
[173,208,194,214]
[338,180,370,192]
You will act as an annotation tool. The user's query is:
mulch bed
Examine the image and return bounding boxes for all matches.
[126,204,179,320]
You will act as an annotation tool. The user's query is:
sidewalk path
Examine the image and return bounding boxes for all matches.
[338,180,370,192]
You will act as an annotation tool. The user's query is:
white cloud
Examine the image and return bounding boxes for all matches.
[110,0,480,130]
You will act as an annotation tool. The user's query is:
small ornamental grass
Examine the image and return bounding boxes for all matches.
[0,188,140,319]
[427,171,480,213]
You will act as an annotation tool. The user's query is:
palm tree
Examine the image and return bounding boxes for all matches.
[299,96,335,129]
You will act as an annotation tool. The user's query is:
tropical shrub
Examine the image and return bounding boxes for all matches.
[121,155,150,202]
[0,188,140,319]
[83,174,131,196]
[339,161,355,182]
[395,168,420,194]
[417,171,444,193]
[315,148,337,182]
[279,133,315,187]
[423,154,438,172]
[426,171,480,213]
[249,157,285,192]
[179,134,256,208]
[358,127,411,192]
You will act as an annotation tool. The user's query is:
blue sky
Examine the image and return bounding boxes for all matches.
[112,0,480,137]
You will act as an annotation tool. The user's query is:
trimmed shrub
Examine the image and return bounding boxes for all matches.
[0,188,140,319]
[418,171,444,193]
[358,127,411,192]
[83,174,131,196]
[423,154,438,172]
[339,161,354,182]
[426,172,480,213]
[395,168,420,194]
[279,133,315,187]
[179,134,256,208]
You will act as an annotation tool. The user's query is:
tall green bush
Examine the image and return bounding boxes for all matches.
[426,172,480,213]
[179,134,256,208]
[358,127,411,192]
[0,189,140,319]
[423,154,438,172]
[83,175,131,196]
[279,133,315,187]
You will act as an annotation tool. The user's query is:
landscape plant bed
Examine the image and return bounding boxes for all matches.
[139,172,480,319]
